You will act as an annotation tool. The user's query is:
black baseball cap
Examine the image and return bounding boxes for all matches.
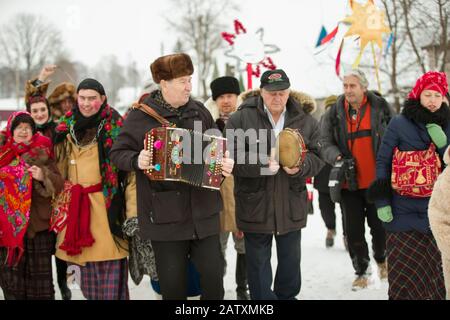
[260,69,290,91]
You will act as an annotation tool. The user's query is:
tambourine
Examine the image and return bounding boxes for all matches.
[276,128,307,168]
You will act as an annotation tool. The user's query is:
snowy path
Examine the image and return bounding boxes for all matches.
[0,190,388,300]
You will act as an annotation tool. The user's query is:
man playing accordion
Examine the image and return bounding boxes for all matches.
[110,53,234,300]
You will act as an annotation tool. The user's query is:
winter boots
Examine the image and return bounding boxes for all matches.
[235,254,250,300]
[56,257,72,300]
[351,274,369,291]
[325,229,336,248]
[377,261,388,280]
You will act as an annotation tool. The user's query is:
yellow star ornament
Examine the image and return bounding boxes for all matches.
[343,1,391,51]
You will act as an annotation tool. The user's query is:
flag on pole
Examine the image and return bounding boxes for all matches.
[315,26,328,47]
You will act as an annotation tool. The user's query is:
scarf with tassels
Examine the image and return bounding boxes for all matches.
[0,111,53,266]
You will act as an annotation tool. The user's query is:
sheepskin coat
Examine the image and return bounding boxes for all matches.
[429,145,450,299]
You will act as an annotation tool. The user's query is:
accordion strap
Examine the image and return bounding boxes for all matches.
[132,102,171,127]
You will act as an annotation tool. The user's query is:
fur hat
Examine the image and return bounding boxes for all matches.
[210,76,241,101]
[24,80,49,108]
[48,82,77,106]
[150,53,194,84]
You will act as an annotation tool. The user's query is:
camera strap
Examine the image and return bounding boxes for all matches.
[348,101,369,152]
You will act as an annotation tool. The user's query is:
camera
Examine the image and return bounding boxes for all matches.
[328,157,359,203]
[344,158,359,192]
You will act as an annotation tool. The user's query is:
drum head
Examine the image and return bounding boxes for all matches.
[277,129,302,168]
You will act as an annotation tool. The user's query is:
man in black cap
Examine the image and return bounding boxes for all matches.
[53,78,136,300]
[225,69,324,299]
[205,76,250,300]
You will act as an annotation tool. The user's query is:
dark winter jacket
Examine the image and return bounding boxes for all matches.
[313,164,332,193]
[225,89,324,235]
[110,91,223,241]
[320,91,394,166]
[367,100,450,233]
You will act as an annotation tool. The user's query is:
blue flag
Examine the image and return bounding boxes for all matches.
[315,26,328,48]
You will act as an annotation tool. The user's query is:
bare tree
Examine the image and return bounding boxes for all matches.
[166,0,238,100]
[0,13,64,101]
[357,0,449,112]
[93,55,126,106]
[126,60,143,100]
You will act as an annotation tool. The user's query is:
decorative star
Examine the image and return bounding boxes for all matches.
[342,1,391,50]
[222,20,279,76]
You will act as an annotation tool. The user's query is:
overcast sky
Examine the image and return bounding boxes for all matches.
[0,0,370,98]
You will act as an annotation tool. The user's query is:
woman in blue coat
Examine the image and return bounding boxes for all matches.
[368,71,449,300]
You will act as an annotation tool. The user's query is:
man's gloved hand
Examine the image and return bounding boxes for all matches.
[377,205,393,223]
[426,123,447,149]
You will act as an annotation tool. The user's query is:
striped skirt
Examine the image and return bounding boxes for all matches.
[79,258,129,300]
[386,230,446,300]
[0,231,55,300]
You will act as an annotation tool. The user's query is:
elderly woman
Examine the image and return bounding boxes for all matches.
[368,71,449,300]
[0,112,64,300]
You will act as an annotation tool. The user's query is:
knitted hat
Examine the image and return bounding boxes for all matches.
[324,95,338,109]
[408,71,449,100]
[77,78,106,96]
[150,53,194,84]
[210,76,241,100]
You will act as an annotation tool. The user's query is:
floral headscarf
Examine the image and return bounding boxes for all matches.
[0,111,52,266]
[408,71,449,100]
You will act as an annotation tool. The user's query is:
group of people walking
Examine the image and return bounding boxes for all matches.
[0,51,450,300]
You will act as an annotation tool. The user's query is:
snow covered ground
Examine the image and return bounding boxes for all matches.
[0,190,388,300]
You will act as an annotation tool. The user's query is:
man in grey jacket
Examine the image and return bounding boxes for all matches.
[225,69,324,300]
[320,69,393,290]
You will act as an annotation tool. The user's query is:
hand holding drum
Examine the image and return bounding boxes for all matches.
[276,128,307,175]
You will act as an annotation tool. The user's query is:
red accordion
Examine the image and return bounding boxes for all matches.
[144,127,226,190]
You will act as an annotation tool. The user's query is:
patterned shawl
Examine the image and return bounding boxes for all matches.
[0,111,53,266]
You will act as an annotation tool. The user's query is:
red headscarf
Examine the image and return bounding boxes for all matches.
[0,111,53,168]
[0,111,53,266]
[408,71,449,100]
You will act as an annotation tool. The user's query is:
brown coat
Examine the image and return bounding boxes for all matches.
[204,98,239,233]
[54,135,136,265]
[110,92,223,241]
[21,149,64,238]
[219,176,238,232]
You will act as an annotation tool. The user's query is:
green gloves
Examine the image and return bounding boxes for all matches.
[377,206,393,223]
[426,123,447,149]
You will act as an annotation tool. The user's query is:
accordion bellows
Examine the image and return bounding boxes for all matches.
[144,127,226,190]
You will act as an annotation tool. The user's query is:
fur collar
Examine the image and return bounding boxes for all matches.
[402,99,450,128]
[239,89,317,114]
